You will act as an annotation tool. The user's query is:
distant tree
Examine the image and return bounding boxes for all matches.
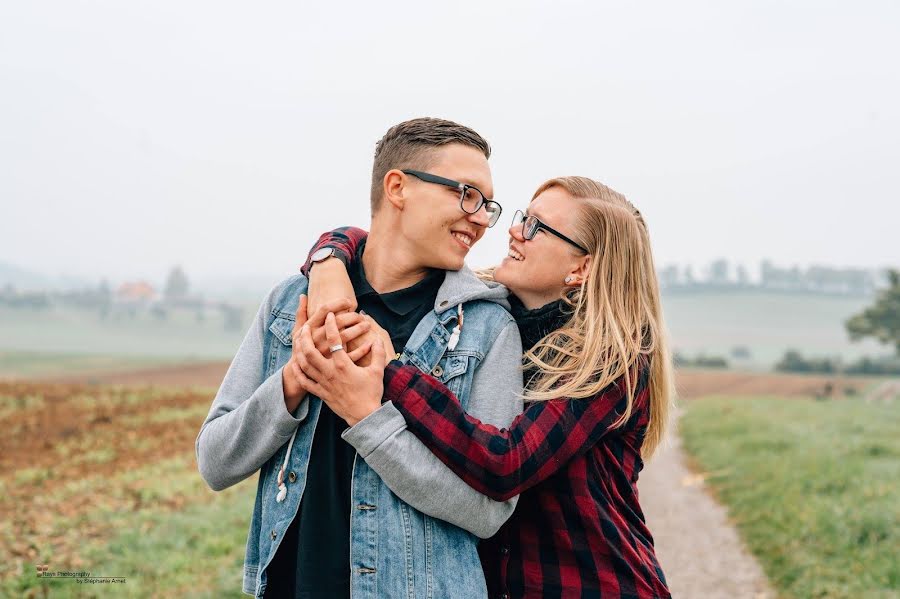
[846,269,900,354]
[708,259,729,285]
[164,266,190,302]
[658,265,680,289]
[775,350,837,374]
[97,279,112,319]
[760,260,775,288]
[730,345,752,360]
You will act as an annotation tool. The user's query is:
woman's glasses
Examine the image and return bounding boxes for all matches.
[512,210,588,253]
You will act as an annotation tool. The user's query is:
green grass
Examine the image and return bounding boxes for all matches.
[681,396,900,598]
[2,454,258,598]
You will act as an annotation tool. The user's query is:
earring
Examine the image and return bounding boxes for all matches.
[564,276,574,284]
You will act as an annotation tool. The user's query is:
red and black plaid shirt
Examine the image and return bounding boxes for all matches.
[383,361,670,599]
[302,227,670,599]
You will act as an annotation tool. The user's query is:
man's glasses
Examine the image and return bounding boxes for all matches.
[512,210,588,253]
[402,170,503,227]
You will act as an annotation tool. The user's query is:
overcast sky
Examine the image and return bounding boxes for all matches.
[1,1,898,289]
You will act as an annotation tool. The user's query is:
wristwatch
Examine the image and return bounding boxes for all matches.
[310,247,336,265]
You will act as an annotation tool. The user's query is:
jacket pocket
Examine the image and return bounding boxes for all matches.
[268,313,295,346]
[268,314,309,422]
[434,353,470,397]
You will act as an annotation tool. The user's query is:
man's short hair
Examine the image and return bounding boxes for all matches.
[370,117,491,211]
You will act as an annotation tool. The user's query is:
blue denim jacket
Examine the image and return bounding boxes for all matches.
[196,267,524,598]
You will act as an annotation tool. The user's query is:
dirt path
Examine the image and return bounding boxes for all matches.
[638,412,773,598]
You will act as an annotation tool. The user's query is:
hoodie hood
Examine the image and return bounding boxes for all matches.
[433,264,511,312]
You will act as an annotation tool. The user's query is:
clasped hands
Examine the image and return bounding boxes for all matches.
[284,295,395,426]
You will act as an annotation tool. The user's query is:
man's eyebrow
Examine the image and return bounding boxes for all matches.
[460,178,493,200]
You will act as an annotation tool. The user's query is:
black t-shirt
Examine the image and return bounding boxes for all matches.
[264,240,444,599]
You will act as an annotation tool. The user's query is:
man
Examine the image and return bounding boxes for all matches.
[195,118,524,598]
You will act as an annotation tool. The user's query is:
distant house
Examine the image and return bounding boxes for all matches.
[116,281,157,304]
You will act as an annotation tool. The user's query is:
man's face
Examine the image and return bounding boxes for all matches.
[398,143,494,271]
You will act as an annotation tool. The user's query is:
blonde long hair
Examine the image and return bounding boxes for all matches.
[487,177,675,458]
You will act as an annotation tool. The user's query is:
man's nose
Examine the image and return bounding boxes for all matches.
[466,204,491,228]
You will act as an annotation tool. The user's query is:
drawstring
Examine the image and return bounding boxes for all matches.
[276,427,298,503]
[447,303,464,351]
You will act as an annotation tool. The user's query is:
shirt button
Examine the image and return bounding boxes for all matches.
[270,530,277,540]
[500,546,509,555]
[288,471,297,483]
[431,365,443,377]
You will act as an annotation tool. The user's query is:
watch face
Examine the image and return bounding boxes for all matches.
[311,247,334,263]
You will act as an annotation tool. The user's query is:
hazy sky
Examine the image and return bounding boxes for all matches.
[2,1,898,288]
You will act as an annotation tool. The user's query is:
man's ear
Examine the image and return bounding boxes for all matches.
[382,169,407,211]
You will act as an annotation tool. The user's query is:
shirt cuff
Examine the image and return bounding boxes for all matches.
[300,247,350,277]
[340,401,406,458]
[382,360,418,403]
[262,365,310,437]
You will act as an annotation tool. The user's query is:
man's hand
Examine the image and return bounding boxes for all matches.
[283,295,372,413]
[362,314,396,360]
[294,311,387,426]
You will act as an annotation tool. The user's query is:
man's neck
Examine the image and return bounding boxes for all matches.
[362,222,430,293]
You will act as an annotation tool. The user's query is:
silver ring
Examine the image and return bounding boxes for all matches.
[330,344,344,353]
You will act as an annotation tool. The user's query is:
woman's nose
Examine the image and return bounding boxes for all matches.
[509,223,525,241]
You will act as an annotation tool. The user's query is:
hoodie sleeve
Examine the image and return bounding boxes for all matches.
[341,320,524,538]
[195,277,310,491]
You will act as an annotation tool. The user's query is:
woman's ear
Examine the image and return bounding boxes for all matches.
[565,254,591,286]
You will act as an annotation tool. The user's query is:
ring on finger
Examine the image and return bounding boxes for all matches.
[330,343,344,353]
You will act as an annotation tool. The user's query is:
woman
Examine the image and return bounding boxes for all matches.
[294,176,674,598]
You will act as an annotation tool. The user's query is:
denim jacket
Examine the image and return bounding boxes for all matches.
[196,266,524,598]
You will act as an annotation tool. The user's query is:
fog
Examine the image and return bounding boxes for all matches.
[2,1,898,291]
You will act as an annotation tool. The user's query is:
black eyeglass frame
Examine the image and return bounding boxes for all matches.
[401,169,503,227]
[513,209,588,253]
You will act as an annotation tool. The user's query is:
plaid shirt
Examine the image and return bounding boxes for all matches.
[300,226,368,277]
[383,361,670,599]
[302,227,670,599]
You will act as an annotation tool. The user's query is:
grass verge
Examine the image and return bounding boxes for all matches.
[681,395,899,598]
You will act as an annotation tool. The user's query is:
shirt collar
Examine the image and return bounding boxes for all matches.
[350,239,445,316]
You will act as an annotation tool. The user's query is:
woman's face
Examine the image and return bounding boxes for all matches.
[494,187,589,309]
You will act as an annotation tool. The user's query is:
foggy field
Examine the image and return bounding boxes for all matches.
[0,303,258,360]
[662,291,887,367]
[0,370,890,597]
[0,291,888,371]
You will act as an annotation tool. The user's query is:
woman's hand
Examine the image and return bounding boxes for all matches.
[307,257,356,316]
[295,311,387,426]
[295,297,371,357]
[283,296,372,412]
